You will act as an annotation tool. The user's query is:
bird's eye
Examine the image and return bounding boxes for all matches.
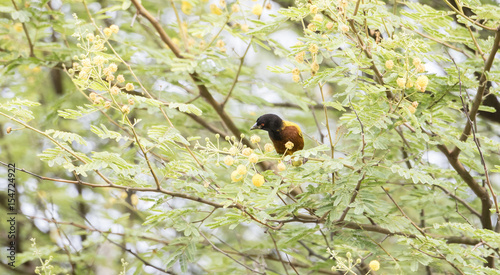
[261,123,265,126]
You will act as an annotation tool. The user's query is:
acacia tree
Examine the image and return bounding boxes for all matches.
[1,0,500,274]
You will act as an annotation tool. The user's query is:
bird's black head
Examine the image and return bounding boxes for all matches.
[250,114,283,132]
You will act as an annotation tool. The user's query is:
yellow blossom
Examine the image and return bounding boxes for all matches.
[104,101,111,109]
[313,14,323,22]
[103,27,113,37]
[309,43,319,54]
[340,24,349,33]
[110,24,119,34]
[252,174,265,187]
[252,4,263,16]
[417,64,426,73]
[224,155,234,166]
[108,63,117,73]
[216,39,225,48]
[86,33,95,42]
[121,105,130,114]
[295,52,305,63]
[229,146,239,156]
[416,75,428,92]
[277,162,286,171]
[396,77,406,88]
[242,148,253,156]
[292,74,300,82]
[307,23,317,32]
[236,164,247,175]
[82,58,91,67]
[125,83,134,91]
[292,67,300,75]
[128,98,135,105]
[210,4,223,15]
[89,92,97,100]
[14,23,23,32]
[106,74,115,82]
[413,57,421,67]
[241,24,249,32]
[117,75,125,83]
[385,60,394,70]
[6,127,12,134]
[93,55,107,66]
[412,101,419,108]
[326,22,334,30]
[369,260,380,271]
[110,86,120,95]
[266,3,272,9]
[285,141,294,150]
[181,1,193,14]
[250,135,261,143]
[264,143,274,152]
[310,5,318,14]
[311,61,319,72]
[231,4,240,13]
[408,105,416,114]
[231,170,244,182]
[248,153,259,163]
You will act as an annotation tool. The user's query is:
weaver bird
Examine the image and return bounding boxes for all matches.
[250,114,304,155]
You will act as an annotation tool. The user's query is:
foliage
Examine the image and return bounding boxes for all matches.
[1,0,500,274]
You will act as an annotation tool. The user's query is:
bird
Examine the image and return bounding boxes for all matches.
[250,114,304,155]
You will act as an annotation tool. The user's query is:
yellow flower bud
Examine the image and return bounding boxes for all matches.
[103,27,113,37]
[413,57,421,67]
[307,23,317,32]
[125,83,134,91]
[340,24,349,33]
[231,4,240,13]
[408,105,416,114]
[224,156,234,166]
[277,162,286,171]
[248,153,259,163]
[285,141,294,150]
[110,86,120,95]
[117,75,125,83]
[242,148,253,156]
[385,60,394,70]
[310,5,318,14]
[231,170,244,182]
[6,127,12,134]
[236,164,247,175]
[416,75,428,92]
[264,143,274,152]
[252,4,263,16]
[128,98,135,105]
[292,67,300,75]
[210,4,223,15]
[252,173,265,187]
[417,64,426,73]
[326,22,334,30]
[311,61,319,72]
[229,146,239,156]
[396,77,406,88]
[130,194,138,206]
[313,14,323,22]
[241,24,249,32]
[295,52,305,63]
[309,43,319,54]
[412,101,419,108]
[292,74,300,82]
[369,260,380,271]
[250,135,261,143]
[121,105,130,114]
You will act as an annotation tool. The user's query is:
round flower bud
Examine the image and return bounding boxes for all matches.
[110,24,119,34]
[309,43,319,54]
[210,4,223,15]
[250,135,261,144]
[106,74,115,82]
[340,24,349,33]
[104,101,111,109]
[216,39,225,48]
[128,98,135,105]
[6,127,12,134]
[117,75,125,83]
[309,5,318,14]
[307,23,317,32]
[408,105,416,114]
[416,75,428,92]
[229,146,239,156]
[219,0,226,8]
[265,3,272,9]
[311,61,319,72]
[231,170,244,182]
[108,63,118,73]
[417,64,426,73]
[224,156,234,166]
[326,22,334,30]
[252,174,265,187]
[264,143,274,152]
[295,52,305,63]
[292,67,300,75]
[412,101,419,108]
[252,4,263,16]
[89,92,97,100]
[385,60,394,70]
[241,24,249,32]
[277,162,286,171]
[292,74,300,82]
[396,77,406,88]
[242,148,253,156]
[248,153,259,163]
[236,164,247,175]
[121,105,130,114]
[86,33,95,42]
[313,14,323,22]
[103,27,113,37]
[285,141,294,150]
[125,83,134,91]
[110,86,120,95]
[369,260,380,271]
[181,1,193,14]
[413,57,421,67]
[231,4,240,13]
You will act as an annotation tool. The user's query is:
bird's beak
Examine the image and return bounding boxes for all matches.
[250,123,261,130]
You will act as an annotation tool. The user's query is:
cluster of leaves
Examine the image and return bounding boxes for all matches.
[1,0,500,274]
